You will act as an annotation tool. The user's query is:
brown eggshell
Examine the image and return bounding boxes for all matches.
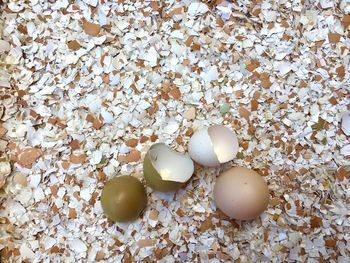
[213,166,269,220]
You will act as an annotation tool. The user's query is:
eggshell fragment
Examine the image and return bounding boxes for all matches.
[188,125,239,167]
[0,40,10,53]
[0,156,11,188]
[69,153,87,164]
[341,111,350,136]
[67,40,82,50]
[83,20,101,37]
[17,148,43,167]
[213,166,269,220]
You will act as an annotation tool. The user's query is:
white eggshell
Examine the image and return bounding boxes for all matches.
[150,143,194,182]
[188,127,220,167]
[188,125,239,167]
[0,40,10,53]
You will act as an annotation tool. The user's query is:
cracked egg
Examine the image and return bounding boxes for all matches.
[143,143,194,192]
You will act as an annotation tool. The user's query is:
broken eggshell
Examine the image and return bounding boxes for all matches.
[341,111,350,136]
[143,143,194,192]
[0,155,11,189]
[188,125,239,167]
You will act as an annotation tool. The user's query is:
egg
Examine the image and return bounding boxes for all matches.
[213,166,269,220]
[101,176,147,222]
[143,143,194,192]
[188,125,239,167]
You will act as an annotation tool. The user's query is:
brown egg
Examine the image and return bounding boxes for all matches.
[213,166,269,220]
[101,176,147,222]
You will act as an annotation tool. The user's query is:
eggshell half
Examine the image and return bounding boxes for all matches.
[213,167,269,220]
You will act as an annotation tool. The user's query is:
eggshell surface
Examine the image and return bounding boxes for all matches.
[188,127,219,167]
[208,125,239,163]
[188,125,239,167]
[143,143,194,192]
[213,167,269,220]
[101,176,147,222]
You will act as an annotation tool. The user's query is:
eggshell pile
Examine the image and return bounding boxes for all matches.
[188,125,239,167]
[213,167,269,220]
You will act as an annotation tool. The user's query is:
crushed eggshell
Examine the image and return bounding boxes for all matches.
[125,139,139,148]
[239,107,251,121]
[70,154,87,164]
[0,126,7,138]
[69,239,87,253]
[188,2,209,17]
[340,144,350,156]
[341,111,350,136]
[118,150,141,163]
[0,156,11,188]
[1,0,349,262]
[137,239,157,248]
[83,20,101,36]
[17,148,42,167]
[328,32,341,43]
[184,107,196,120]
[67,40,82,50]
[220,103,230,114]
[0,40,10,53]
[13,172,27,186]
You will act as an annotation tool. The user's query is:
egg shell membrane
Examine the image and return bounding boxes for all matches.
[213,167,269,220]
[188,127,220,167]
[149,143,194,183]
[208,125,239,163]
[100,176,147,222]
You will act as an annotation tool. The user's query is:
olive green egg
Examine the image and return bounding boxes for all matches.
[100,176,147,222]
[143,152,182,192]
[143,143,194,192]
